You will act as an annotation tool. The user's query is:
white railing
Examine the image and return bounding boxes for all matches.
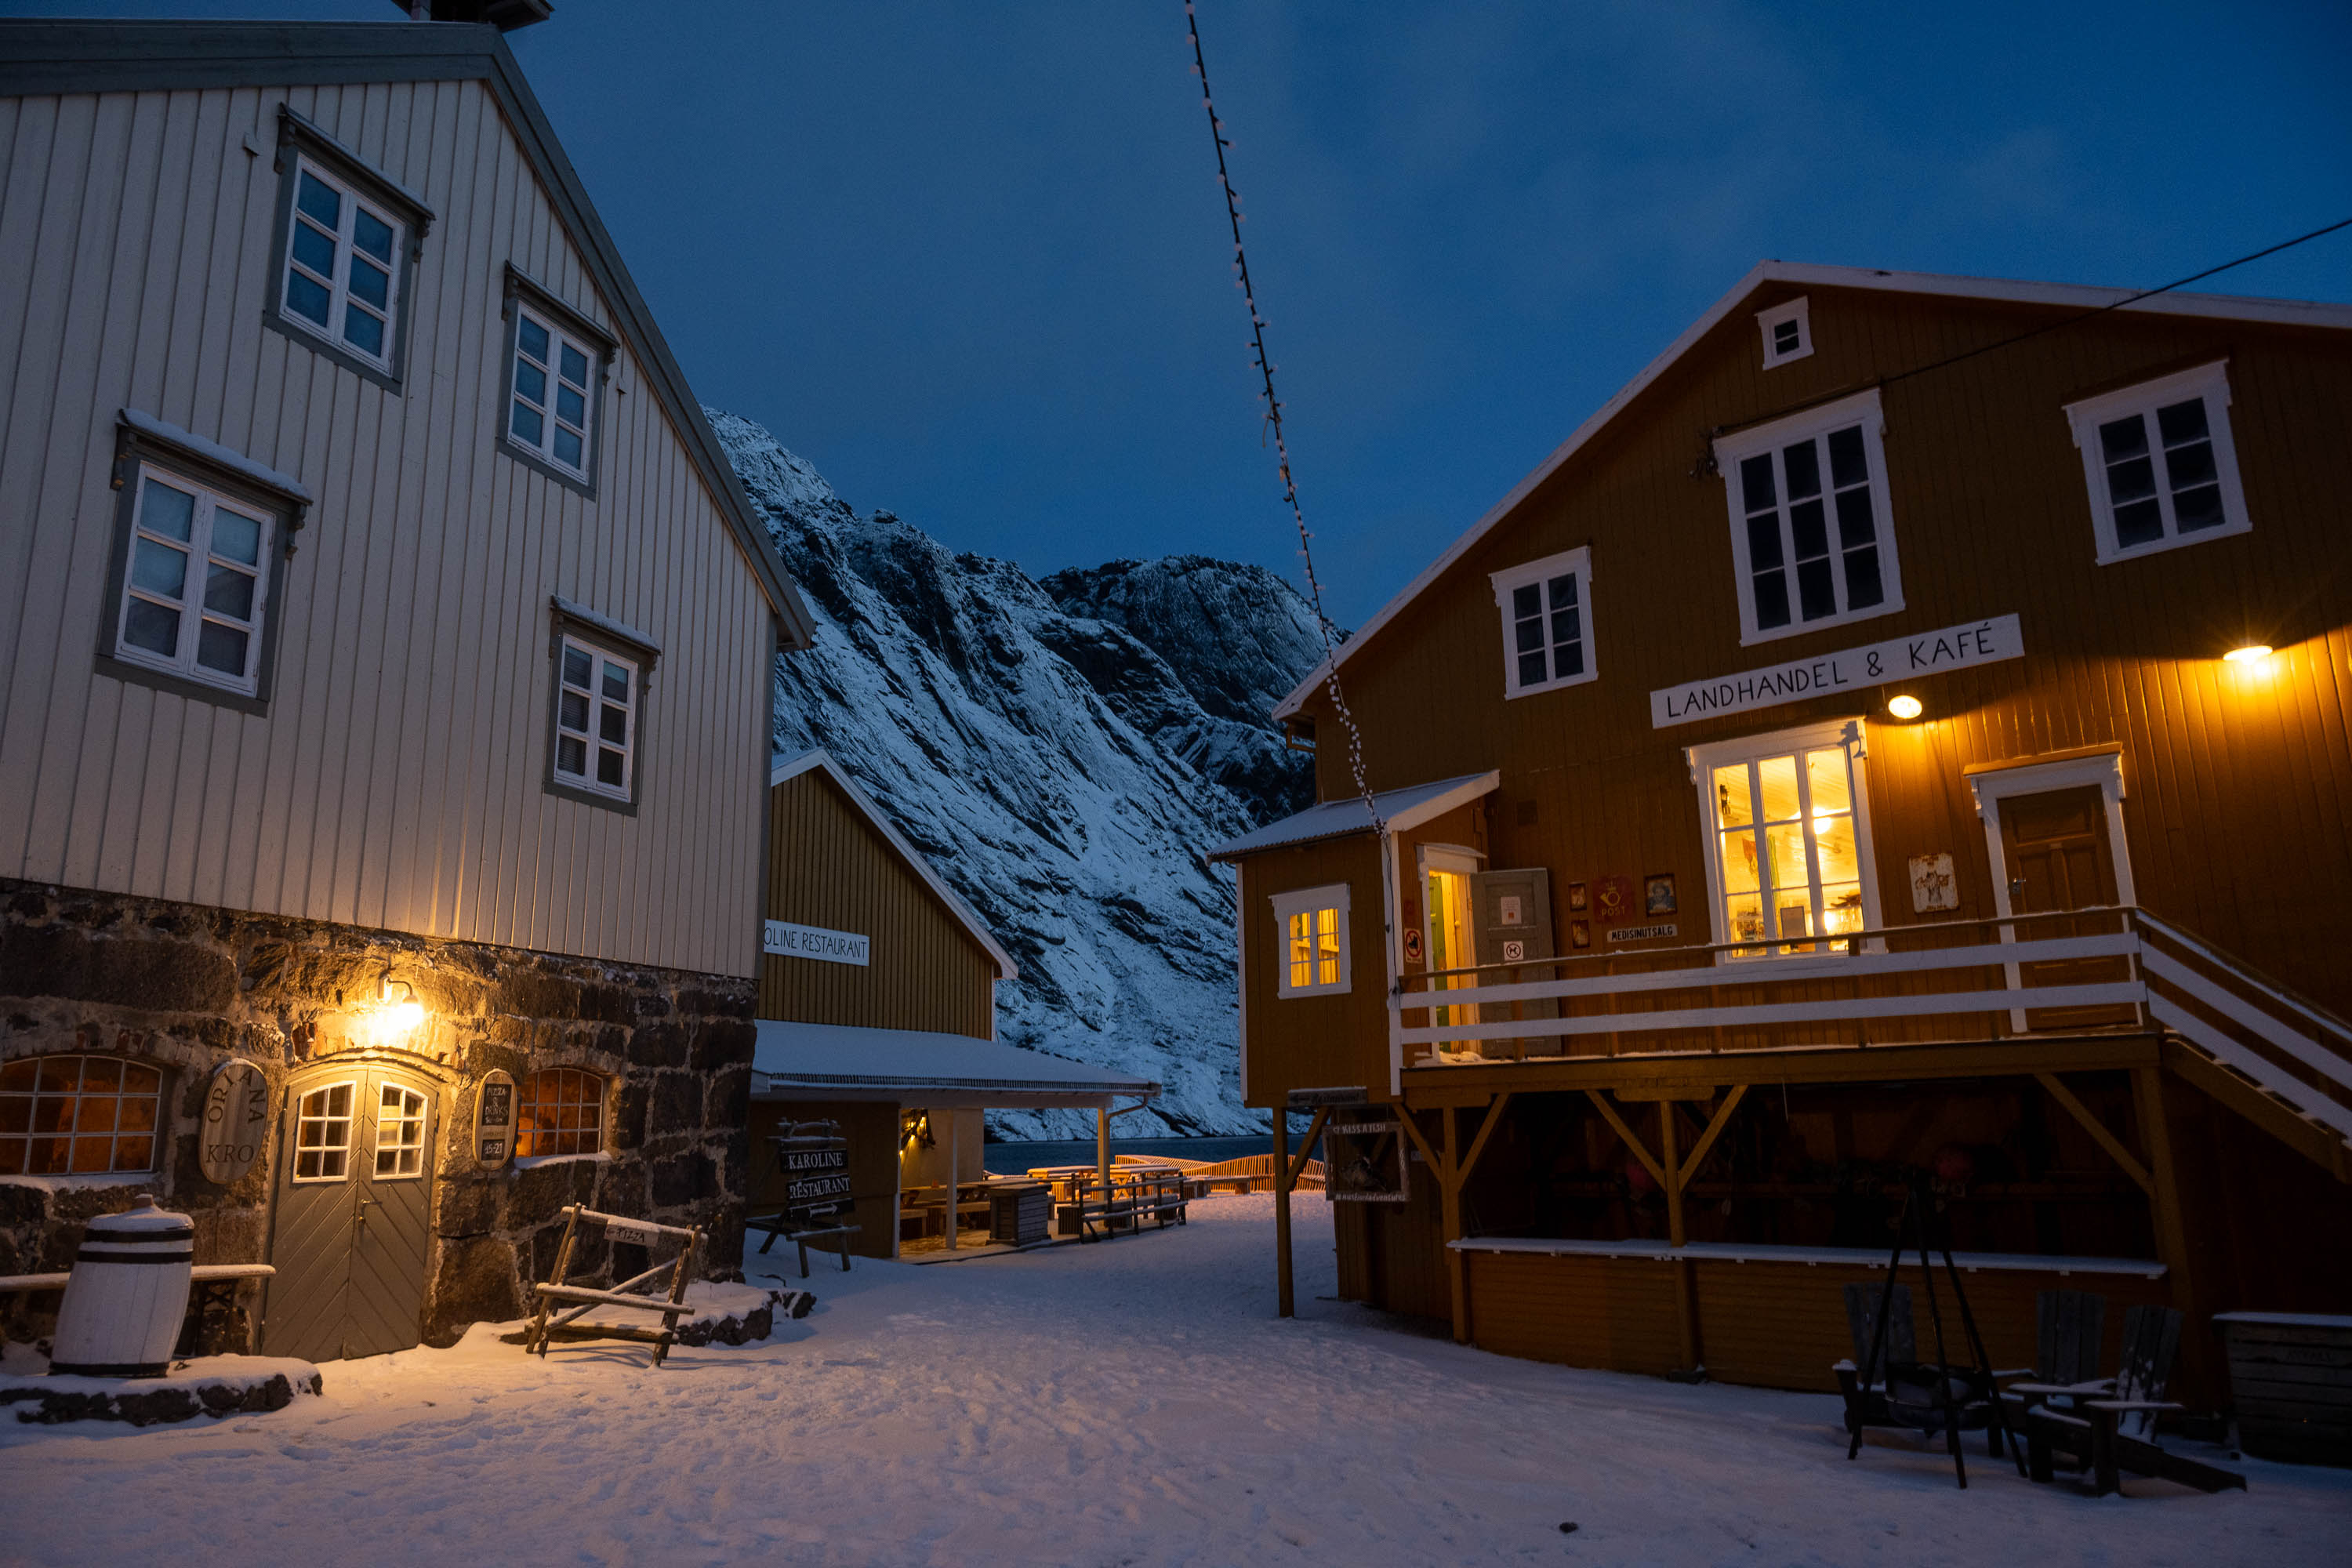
[1389,906,2352,1145]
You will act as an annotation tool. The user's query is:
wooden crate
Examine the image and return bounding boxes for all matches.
[2216,1313,2352,1467]
[990,1184,1052,1247]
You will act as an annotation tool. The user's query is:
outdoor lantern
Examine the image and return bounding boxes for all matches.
[1886,694,1923,720]
[2224,644,2274,665]
[369,973,425,1043]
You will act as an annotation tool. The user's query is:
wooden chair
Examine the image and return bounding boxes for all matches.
[1833,1281,2017,1476]
[2003,1303,2246,1495]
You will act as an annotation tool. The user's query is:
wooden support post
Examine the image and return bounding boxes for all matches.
[1660,1099,1700,1374]
[945,1109,960,1251]
[2036,1070,2153,1192]
[1096,1105,1112,1203]
[1287,1106,1332,1189]
[1443,1105,1468,1345]
[1273,1109,1294,1318]
[2133,1066,2199,1385]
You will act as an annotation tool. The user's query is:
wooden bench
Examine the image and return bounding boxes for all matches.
[1073,1171,1189,1243]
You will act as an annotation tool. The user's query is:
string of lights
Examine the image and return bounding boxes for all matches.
[1182,2,1385,838]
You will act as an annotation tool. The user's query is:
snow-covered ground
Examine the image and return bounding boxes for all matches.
[5,1198,2345,1566]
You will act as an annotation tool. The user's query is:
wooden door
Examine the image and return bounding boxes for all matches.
[1998,785,2135,1030]
[265,1066,435,1362]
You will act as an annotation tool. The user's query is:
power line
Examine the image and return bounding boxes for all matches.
[1705,213,2352,456]
[1183,2,1385,836]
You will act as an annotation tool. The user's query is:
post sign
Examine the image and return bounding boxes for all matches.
[474,1069,516,1170]
[604,1217,664,1248]
[198,1060,268,1185]
[762,920,870,966]
[771,1121,851,1221]
[1651,614,2024,728]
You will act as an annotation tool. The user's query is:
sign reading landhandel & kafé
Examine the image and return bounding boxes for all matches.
[762,919,870,966]
[1650,614,2024,728]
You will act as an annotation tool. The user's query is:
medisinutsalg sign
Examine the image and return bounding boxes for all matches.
[1650,614,2024,728]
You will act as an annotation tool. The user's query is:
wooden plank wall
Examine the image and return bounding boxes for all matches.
[1236,833,1386,1106]
[0,78,773,978]
[759,769,996,1038]
[1295,284,2352,1011]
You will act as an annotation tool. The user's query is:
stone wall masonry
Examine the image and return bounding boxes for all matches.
[0,879,754,1352]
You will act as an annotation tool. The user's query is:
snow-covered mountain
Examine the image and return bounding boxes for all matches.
[708,410,1327,1137]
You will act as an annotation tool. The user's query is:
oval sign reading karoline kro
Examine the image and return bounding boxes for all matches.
[198,1059,269,1185]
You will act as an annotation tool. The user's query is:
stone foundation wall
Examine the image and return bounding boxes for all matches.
[0,879,754,1353]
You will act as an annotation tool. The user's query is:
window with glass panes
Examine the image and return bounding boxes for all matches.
[1705,736,1869,956]
[2065,364,2248,564]
[374,1083,428,1178]
[1490,547,1594,698]
[114,465,274,695]
[1717,392,1900,644]
[0,1056,164,1176]
[1271,884,1351,997]
[552,637,637,800]
[290,1082,356,1182]
[281,158,401,368]
[508,308,596,478]
[516,1069,604,1158]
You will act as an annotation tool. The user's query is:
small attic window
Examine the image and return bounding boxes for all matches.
[1757,297,1812,368]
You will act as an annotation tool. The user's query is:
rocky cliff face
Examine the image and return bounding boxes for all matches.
[708,411,1326,1137]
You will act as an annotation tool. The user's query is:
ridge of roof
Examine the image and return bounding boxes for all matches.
[770,750,1020,982]
[0,19,815,652]
[1273,260,2352,720]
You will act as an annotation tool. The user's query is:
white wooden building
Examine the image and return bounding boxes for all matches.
[0,14,815,1363]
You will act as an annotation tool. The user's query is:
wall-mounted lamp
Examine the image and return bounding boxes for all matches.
[372,972,425,1040]
[2223,644,2274,665]
[1886,694,1924,720]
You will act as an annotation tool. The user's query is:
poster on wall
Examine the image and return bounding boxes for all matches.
[1324,1117,1409,1203]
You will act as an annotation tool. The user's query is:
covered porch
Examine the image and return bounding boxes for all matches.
[747,1020,1162,1261]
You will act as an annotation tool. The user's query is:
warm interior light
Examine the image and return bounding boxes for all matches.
[2224,644,2274,664]
[1886,694,1923,720]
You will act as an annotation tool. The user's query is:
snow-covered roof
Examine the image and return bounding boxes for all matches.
[1207,771,1499,861]
[121,408,310,503]
[753,1020,1158,1103]
[1272,260,2352,721]
[770,749,1018,981]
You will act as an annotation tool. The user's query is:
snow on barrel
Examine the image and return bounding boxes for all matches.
[49,1194,195,1377]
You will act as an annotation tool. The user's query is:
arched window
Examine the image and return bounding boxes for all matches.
[516,1069,605,1158]
[0,1055,165,1175]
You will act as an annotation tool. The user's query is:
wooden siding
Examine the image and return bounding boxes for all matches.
[758,769,996,1038]
[1465,1249,2175,1395]
[0,78,772,977]
[1291,285,2352,1014]
[1237,834,1386,1106]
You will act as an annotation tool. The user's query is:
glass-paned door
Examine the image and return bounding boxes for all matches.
[1712,742,1865,956]
[1422,848,1481,1048]
[267,1067,435,1363]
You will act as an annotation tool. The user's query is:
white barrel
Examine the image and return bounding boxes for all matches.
[49,1194,195,1377]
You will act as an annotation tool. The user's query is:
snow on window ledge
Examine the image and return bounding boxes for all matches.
[510,1150,612,1172]
[0,1171,158,1194]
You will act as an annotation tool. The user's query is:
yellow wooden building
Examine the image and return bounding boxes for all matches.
[749,751,1157,1258]
[1212,263,2352,1406]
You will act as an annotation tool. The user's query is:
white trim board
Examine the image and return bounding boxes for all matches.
[1272,261,2352,720]
[769,749,1019,981]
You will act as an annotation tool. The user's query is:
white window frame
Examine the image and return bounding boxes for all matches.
[111,461,277,698]
[1686,717,1883,966]
[552,634,640,802]
[290,1080,358,1185]
[278,154,404,373]
[505,303,600,480]
[2063,361,2249,565]
[1756,296,1813,368]
[1271,884,1352,999]
[1714,387,1904,646]
[372,1081,430,1181]
[1489,546,1596,699]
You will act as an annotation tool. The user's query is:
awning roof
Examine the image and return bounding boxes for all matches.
[751,1020,1159,1106]
[1207,771,1499,861]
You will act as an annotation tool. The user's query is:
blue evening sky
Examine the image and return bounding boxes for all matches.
[15,2,2351,626]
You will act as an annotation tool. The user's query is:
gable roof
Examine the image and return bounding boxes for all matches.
[1207,771,1498,862]
[0,19,815,652]
[771,750,1019,982]
[1274,260,2352,720]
